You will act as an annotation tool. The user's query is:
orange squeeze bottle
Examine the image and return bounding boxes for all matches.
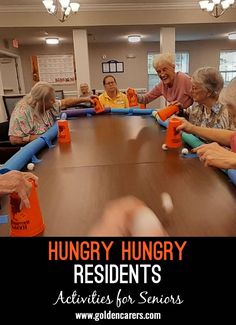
[127,88,138,107]
[58,119,71,143]
[10,179,45,237]
[93,98,105,113]
[157,104,179,121]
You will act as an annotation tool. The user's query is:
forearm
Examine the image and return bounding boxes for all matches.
[191,125,233,146]
[61,97,89,108]
[10,134,39,145]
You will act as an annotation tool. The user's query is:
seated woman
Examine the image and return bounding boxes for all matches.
[176,77,236,170]
[99,75,129,108]
[183,66,234,130]
[9,81,95,145]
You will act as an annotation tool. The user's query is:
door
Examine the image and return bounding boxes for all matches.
[0,58,20,95]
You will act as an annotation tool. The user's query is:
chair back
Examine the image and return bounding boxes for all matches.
[55,90,65,100]
[2,95,24,120]
[0,121,22,164]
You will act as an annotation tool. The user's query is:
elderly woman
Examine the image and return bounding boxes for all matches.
[176,77,236,169]
[99,75,129,108]
[137,52,193,109]
[9,81,94,145]
[79,82,92,98]
[183,66,234,130]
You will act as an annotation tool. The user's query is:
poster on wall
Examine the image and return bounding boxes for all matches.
[31,55,76,84]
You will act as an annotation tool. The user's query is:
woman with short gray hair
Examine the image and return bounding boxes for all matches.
[184,67,234,130]
[137,52,193,109]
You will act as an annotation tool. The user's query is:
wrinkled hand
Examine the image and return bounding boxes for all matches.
[175,117,194,133]
[88,196,168,237]
[193,142,236,169]
[170,101,182,109]
[84,95,99,104]
[0,170,38,209]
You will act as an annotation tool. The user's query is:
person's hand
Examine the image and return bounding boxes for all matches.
[0,170,38,209]
[82,95,99,104]
[88,196,168,237]
[192,142,236,169]
[175,117,194,133]
[170,101,182,109]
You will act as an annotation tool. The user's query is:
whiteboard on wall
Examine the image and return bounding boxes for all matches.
[31,55,76,84]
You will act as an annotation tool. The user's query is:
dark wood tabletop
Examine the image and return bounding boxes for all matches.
[1,115,236,236]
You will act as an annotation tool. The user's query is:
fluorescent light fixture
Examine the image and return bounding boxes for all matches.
[128,35,141,43]
[228,32,236,40]
[45,37,59,44]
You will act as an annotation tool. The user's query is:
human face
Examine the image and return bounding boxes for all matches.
[191,80,210,104]
[155,62,175,87]
[80,84,89,95]
[104,77,117,92]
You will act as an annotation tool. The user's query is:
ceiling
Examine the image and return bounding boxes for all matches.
[0,1,236,45]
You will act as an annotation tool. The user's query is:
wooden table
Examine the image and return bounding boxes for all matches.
[1,115,236,236]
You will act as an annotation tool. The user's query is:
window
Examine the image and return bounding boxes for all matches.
[219,51,236,85]
[147,52,189,90]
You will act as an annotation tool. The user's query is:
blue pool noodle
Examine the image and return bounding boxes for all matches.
[155,116,236,185]
[0,123,58,174]
[111,108,154,115]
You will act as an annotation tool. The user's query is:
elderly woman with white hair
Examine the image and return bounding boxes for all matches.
[183,66,234,130]
[176,77,236,169]
[9,81,95,145]
[137,52,193,109]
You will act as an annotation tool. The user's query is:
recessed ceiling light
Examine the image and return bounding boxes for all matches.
[45,37,59,45]
[228,32,236,40]
[128,35,141,43]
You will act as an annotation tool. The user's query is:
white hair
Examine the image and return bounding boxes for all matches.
[192,67,224,98]
[24,81,55,113]
[153,53,175,70]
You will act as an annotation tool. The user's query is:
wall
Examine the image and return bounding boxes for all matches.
[19,43,77,94]
[2,38,235,110]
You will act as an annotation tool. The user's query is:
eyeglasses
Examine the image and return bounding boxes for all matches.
[105,81,115,85]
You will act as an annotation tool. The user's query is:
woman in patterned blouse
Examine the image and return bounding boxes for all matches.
[176,77,236,169]
[183,67,234,130]
[9,81,95,145]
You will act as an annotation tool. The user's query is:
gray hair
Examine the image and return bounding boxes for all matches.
[24,81,55,112]
[219,77,236,109]
[192,67,224,98]
[153,53,175,70]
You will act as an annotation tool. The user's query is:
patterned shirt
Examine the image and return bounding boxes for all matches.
[99,91,129,108]
[8,98,61,138]
[186,102,235,130]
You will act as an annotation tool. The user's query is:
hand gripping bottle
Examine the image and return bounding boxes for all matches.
[157,104,179,121]
[10,179,45,237]
[127,88,138,107]
[93,98,105,113]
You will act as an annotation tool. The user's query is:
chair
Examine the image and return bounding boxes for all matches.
[2,95,24,121]
[55,90,65,100]
[0,121,22,164]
